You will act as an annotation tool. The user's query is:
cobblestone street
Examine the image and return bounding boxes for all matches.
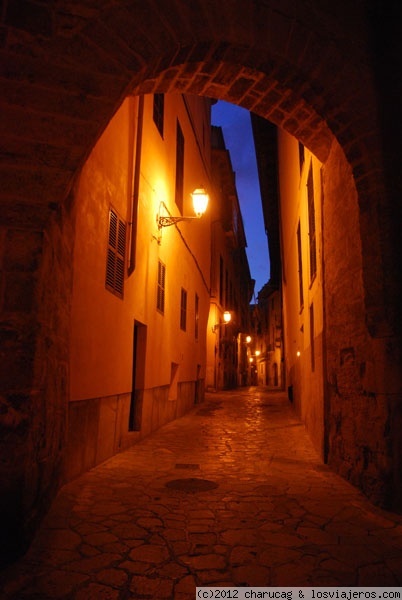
[1,388,402,599]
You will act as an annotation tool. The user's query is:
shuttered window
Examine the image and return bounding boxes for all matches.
[106,208,126,298]
[157,260,166,314]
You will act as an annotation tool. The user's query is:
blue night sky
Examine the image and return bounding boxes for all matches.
[211,101,270,298]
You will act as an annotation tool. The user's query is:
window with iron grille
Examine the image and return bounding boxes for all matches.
[307,164,317,282]
[106,208,126,298]
[175,120,184,214]
[153,94,164,138]
[180,287,187,331]
[157,260,166,314]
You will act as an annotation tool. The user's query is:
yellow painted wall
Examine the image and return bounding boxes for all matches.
[70,98,134,401]
[67,93,212,479]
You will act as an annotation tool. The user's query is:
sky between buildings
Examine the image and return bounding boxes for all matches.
[211,101,270,299]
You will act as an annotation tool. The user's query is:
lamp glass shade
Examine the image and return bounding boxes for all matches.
[223,311,231,323]
[191,187,209,217]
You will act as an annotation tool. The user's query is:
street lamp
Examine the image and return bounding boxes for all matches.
[212,310,232,332]
[157,187,209,229]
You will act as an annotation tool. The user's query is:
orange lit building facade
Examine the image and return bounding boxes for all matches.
[278,130,325,457]
[67,93,213,480]
[206,126,253,391]
[253,114,325,455]
[250,283,283,389]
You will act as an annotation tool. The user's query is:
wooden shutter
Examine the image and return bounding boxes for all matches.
[106,208,126,298]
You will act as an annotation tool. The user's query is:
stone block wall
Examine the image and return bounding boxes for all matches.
[63,380,201,484]
[0,197,75,564]
[322,141,402,511]
[65,393,132,482]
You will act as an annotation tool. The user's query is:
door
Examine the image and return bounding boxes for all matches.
[128,320,147,431]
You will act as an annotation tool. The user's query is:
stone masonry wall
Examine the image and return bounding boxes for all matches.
[323,141,401,510]
[0,225,44,563]
[0,195,76,564]
[64,382,199,484]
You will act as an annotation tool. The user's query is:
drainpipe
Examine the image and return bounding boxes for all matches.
[128,94,144,275]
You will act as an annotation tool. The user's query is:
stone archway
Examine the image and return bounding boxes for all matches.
[1,1,398,336]
[1,0,401,563]
[1,1,397,318]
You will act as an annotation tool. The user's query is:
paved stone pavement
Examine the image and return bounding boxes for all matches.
[1,388,402,599]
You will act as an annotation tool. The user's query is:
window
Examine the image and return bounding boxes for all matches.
[297,221,304,309]
[195,293,199,339]
[232,205,238,238]
[298,142,305,174]
[307,164,317,282]
[175,120,184,214]
[180,288,187,331]
[157,260,166,313]
[106,208,126,298]
[153,94,164,137]
[310,303,315,372]
[219,256,224,305]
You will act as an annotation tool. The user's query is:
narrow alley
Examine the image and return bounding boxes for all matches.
[1,389,402,599]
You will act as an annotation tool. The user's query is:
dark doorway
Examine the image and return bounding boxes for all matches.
[128,320,147,431]
[273,363,279,387]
